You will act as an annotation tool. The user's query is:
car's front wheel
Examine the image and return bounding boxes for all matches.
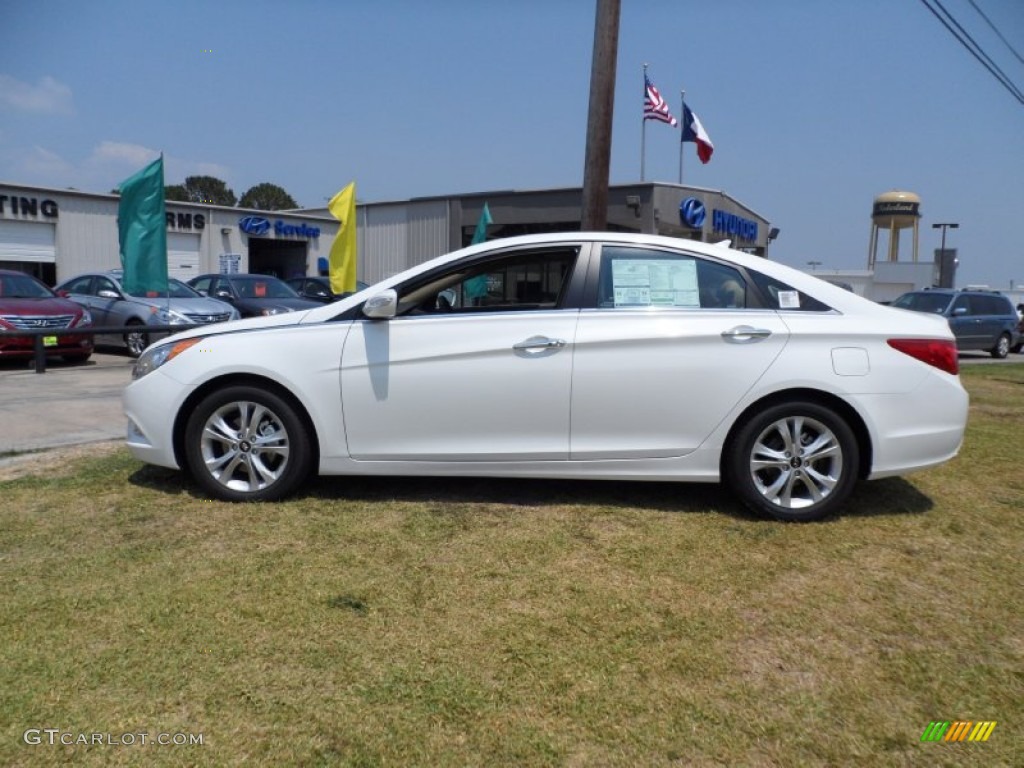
[124,320,149,358]
[183,385,312,502]
[725,401,860,522]
[991,333,1011,359]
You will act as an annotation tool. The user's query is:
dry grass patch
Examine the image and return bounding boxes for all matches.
[1,366,1022,767]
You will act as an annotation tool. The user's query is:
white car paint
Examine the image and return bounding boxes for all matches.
[123,232,968,521]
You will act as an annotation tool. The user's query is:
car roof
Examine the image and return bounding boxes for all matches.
[293,231,881,323]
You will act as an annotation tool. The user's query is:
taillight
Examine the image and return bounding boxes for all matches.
[887,339,959,375]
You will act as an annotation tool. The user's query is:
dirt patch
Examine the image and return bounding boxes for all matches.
[0,440,124,482]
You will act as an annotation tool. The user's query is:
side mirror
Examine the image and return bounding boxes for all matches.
[951,307,968,317]
[362,289,398,320]
[98,289,120,299]
[215,290,232,300]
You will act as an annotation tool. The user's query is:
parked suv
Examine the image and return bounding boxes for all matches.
[891,288,1020,358]
[56,271,239,357]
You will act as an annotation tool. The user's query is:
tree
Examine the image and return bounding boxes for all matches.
[239,182,299,211]
[163,175,237,206]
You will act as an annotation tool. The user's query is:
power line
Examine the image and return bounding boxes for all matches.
[966,0,1024,67]
[918,0,1024,105]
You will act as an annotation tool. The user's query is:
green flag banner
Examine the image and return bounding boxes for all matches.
[471,202,492,245]
[118,156,168,297]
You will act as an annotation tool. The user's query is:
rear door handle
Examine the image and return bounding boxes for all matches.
[721,325,772,344]
[513,336,567,351]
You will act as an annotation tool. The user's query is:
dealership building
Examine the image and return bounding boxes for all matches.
[0,182,773,287]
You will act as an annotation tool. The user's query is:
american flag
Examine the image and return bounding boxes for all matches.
[644,74,677,126]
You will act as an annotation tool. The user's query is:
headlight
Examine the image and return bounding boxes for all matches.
[260,307,293,316]
[154,307,190,325]
[74,309,93,327]
[132,337,202,380]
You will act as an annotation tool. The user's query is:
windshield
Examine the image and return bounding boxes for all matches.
[230,276,300,299]
[123,278,202,299]
[0,273,55,299]
[891,293,952,314]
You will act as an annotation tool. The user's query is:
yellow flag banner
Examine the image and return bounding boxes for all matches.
[327,182,357,295]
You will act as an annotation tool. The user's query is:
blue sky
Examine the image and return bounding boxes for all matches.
[1,0,1022,287]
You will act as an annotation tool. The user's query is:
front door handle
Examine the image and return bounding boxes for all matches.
[721,325,772,344]
[513,336,567,351]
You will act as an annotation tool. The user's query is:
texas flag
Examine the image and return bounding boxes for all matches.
[682,102,714,164]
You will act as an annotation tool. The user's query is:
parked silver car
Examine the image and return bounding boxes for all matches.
[56,270,239,356]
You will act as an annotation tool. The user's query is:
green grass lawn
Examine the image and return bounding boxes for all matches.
[2,365,1022,767]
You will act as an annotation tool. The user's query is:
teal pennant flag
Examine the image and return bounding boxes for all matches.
[118,156,168,297]
[471,202,492,245]
[464,203,493,301]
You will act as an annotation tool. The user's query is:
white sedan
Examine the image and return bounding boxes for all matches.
[124,233,968,522]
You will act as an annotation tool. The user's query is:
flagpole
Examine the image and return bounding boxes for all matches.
[640,63,648,182]
[678,91,685,185]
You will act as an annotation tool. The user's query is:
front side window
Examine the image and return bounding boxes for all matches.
[952,295,973,316]
[597,246,747,309]
[891,292,952,314]
[396,247,578,316]
[95,277,119,296]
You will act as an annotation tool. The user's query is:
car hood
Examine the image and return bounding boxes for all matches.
[132,296,235,314]
[150,308,316,344]
[0,296,85,317]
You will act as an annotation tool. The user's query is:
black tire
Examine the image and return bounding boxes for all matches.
[183,385,312,502]
[990,333,1010,359]
[124,320,149,358]
[61,353,92,364]
[725,401,860,522]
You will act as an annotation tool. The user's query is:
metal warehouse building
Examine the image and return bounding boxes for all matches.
[0,182,772,286]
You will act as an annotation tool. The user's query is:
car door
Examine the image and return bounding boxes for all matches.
[93,275,134,326]
[59,276,101,321]
[947,294,981,348]
[340,245,584,461]
[570,244,790,460]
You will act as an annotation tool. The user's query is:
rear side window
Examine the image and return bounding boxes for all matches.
[977,295,1013,315]
[748,271,833,312]
[597,246,748,309]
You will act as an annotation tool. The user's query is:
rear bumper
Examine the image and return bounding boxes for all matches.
[852,372,969,479]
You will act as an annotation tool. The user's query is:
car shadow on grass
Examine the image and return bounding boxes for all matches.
[129,465,934,522]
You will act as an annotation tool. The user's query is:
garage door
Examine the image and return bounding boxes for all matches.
[0,219,56,262]
[168,232,200,280]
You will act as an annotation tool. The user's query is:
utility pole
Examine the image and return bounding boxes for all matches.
[580,0,620,231]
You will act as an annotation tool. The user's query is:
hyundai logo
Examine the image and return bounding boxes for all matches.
[238,216,271,236]
[680,197,706,229]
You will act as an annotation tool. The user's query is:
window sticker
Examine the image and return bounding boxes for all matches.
[778,290,801,309]
[611,259,699,307]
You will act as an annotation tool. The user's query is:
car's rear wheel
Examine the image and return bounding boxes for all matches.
[725,401,860,522]
[124,320,149,358]
[184,385,312,502]
[991,333,1011,359]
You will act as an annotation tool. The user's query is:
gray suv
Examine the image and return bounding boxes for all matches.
[891,288,1020,359]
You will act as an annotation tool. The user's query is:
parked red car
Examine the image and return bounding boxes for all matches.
[0,269,94,362]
